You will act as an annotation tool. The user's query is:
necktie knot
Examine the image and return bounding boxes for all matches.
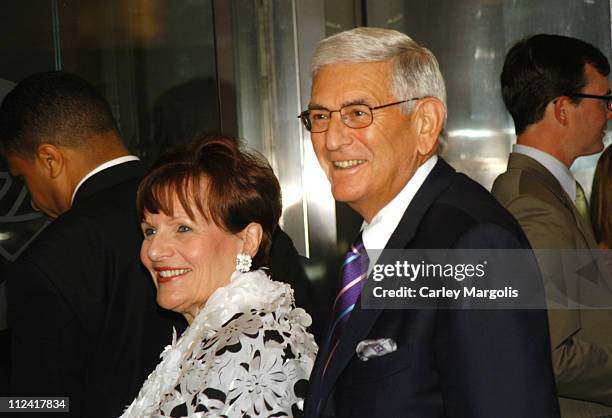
[341,233,369,288]
[342,235,367,270]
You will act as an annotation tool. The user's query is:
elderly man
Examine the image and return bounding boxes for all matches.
[493,34,612,417]
[302,27,559,418]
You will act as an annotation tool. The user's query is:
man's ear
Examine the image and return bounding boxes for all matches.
[413,97,445,155]
[552,97,571,126]
[35,143,64,179]
[241,222,263,258]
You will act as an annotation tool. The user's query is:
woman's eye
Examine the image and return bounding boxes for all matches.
[143,227,156,237]
[177,225,192,233]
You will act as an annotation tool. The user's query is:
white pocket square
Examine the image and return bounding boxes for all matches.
[356,338,397,361]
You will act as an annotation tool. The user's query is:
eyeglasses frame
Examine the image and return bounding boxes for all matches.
[297,97,423,133]
[568,93,612,111]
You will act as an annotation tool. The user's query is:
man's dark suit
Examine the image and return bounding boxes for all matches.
[7,160,182,417]
[305,159,560,418]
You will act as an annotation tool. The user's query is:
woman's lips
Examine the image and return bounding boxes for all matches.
[154,268,192,284]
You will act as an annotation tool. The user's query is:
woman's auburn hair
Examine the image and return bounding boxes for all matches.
[137,134,282,269]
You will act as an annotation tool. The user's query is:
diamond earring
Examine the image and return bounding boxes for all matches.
[235,253,252,273]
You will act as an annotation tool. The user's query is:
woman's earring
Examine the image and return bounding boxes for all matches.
[235,253,252,273]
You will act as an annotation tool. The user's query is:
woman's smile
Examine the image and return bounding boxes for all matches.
[154,267,193,284]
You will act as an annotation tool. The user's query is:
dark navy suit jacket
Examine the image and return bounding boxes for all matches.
[305,159,560,418]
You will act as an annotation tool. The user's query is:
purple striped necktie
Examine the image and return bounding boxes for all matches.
[323,232,370,375]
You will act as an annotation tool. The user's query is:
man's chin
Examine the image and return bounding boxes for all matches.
[578,141,605,159]
[590,140,606,155]
[330,187,360,205]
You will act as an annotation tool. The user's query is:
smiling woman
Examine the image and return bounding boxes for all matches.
[121,134,317,418]
[139,197,245,322]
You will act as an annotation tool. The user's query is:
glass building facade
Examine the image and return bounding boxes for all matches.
[1,1,611,390]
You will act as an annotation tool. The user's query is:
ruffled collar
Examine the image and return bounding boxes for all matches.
[120,269,294,418]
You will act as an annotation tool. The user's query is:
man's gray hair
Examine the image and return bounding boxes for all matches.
[311,27,447,115]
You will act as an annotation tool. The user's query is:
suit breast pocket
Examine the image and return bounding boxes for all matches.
[345,342,412,382]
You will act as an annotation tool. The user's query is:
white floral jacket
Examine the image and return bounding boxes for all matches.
[120,269,317,418]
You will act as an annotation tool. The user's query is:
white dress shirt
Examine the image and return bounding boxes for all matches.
[362,155,438,252]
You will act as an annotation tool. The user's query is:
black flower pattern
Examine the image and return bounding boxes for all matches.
[121,270,317,418]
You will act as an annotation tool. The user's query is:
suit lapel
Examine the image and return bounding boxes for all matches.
[385,159,456,250]
[507,154,598,247]
[315,159,457,405]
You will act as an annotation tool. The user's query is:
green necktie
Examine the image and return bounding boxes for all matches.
[575,181,590,223]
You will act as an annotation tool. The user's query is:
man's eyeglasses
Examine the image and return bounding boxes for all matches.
[569,93,612,111]
[298,97,422,133]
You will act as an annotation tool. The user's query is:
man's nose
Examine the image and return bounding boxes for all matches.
[325,112,352,151]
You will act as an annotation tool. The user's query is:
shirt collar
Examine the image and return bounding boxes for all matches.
[71,155,140,205]
[513,144,576,200]
[362,155,438,251]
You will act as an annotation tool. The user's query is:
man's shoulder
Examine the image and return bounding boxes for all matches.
[492,163,573,232]
[74,168,142,212]
[491,167,583,251]
[410,170,527,248]
[492,166,522,200]
[18,176,141,264]
[69,160,144,220]
[493,164,558,203]
[10,179,145,319]
[437,170,518,226]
